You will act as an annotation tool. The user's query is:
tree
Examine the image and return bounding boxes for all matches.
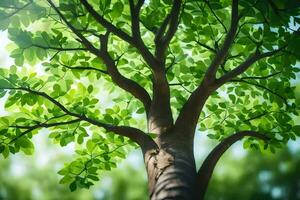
[0,0,299,199]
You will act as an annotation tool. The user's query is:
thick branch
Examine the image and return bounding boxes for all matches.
[162,0,182,48]
[174,81,213,136]
[154,14,170,44]
[146,1,182,134]
[129,0,145,39]
[204,0,239,81]
[48,0,151,114]
[99,33,152,113]
[155,0,182,62]
[174,47,284,136]
[196,131,269,199]
[173,0,240,137]
[80,0,159,71]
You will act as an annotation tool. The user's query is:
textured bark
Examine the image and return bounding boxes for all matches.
[143,130,198,200]
[148,70,173,134]
[145,148,197,199]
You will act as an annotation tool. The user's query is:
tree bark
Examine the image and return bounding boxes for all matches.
[145,149,197,199]
[143,131,198,200]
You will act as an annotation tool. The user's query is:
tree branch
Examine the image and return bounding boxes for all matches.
[166,48,177,72]
[129,0,145,39]
[155,0,182,62]
[230,79,288,105]
[239,72,281,80]
[154,14,170,45]
[204,0,240,82]
[195,41,217,53]
[80,0,134,44]
[169,82,192,93]
[1,86,154,149]
[162,0,182,47]
[145,1,182,134]
[196,130,270,199]
[204,0,228,32]
[215,46,286,86]
[46,0,99,55]
[175,46,285,135]
[48,0,152,114]
[174,81,212,136]
[9,119,81,143]
[31,44,87,52]
[173,0,240,137]
[243,111,269,122]
[59,62,108,74]
[79,0,159,72]
[98,32,152,114]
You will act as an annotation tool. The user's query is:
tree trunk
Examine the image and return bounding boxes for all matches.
[143,132,198,200]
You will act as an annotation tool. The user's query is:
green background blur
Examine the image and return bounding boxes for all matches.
[0,132,299,200]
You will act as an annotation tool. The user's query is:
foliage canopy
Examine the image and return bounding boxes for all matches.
[0,0,299,193]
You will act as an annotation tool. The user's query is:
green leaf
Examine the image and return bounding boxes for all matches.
[136,107,144,114]
[15,55,24,66]
[292,125,300,136]
[87,175,99,181]
[24,48,34,62]
[0,79,12,88]
[0,145,4,153]
[182,12,193,26]
[17,138,34,155]
[87,85,93,93]
[2,146,9,158]
[36,49,47,60]
[111,2,124,18]
[219,102,226,108]
[207,134,217,139]
[86,140,96,153]
[228,94,236,103]
[59,175,73,184]
[69,181,77,192]
[77,134,84,144]
[12,30,32,48]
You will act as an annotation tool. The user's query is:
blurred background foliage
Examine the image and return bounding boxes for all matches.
[0,132,299,200]
[206,143,300,200]
[0,132,148,200]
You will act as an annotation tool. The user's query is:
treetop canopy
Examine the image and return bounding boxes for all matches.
[0,0,299,191]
